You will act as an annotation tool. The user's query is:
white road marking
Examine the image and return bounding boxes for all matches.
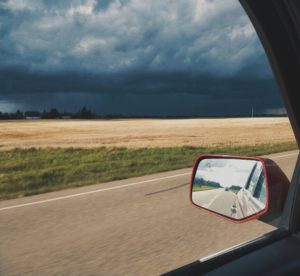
[0,151,298,212]
[0,172,191,212]
[203,190,222,208]
[266,152,299,159]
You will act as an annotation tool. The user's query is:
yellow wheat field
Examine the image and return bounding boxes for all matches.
[0,117,296,150]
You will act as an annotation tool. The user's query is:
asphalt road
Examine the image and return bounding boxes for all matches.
[0,150,298,276]
[193,189,238,217]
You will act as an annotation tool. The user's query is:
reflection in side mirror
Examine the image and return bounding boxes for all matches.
[191,155,268,222]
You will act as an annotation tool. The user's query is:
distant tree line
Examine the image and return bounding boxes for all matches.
[0,108,289,120]
[193,177,222,189]
[0,107,95,120]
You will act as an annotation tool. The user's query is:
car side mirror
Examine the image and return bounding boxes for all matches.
[190,155,269,222]
[190,154,289,223]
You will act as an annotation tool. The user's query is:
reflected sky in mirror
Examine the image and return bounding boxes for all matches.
[195,159,259,188]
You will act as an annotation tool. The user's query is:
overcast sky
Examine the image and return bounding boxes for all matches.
[196,158,259,187]
[0,0,285,116]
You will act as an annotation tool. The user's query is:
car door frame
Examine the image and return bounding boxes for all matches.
[240,0,300,234]
[165,0,300,274]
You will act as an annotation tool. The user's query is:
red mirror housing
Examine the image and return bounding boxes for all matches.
[190,154,290,223]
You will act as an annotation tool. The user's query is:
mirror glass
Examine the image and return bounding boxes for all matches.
[192,158,267,220]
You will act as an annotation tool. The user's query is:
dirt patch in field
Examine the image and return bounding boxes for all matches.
[0,118,295,150]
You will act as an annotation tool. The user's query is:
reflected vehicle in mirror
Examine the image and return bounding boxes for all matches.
[237,160,267,219]
[191,155,269,222]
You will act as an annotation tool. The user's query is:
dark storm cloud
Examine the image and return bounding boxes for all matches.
[0,0,283,115]
[0,66,275,98]
[0,0,267,74]
[0,67,282,116]
[94,0,110,10]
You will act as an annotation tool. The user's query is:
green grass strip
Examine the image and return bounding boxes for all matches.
[0,142,297,200]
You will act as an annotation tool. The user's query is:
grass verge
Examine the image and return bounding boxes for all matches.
[0,142,297,200]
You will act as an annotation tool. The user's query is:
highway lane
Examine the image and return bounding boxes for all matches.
[192,189,224,208]
[193,189,240,218]
[0,150,298,275]
[208,190,237,217]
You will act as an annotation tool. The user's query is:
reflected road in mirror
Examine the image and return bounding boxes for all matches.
[192,158,267,220]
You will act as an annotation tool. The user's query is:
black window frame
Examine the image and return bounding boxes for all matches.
[240,0,300,234]
[165,0,300,274]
